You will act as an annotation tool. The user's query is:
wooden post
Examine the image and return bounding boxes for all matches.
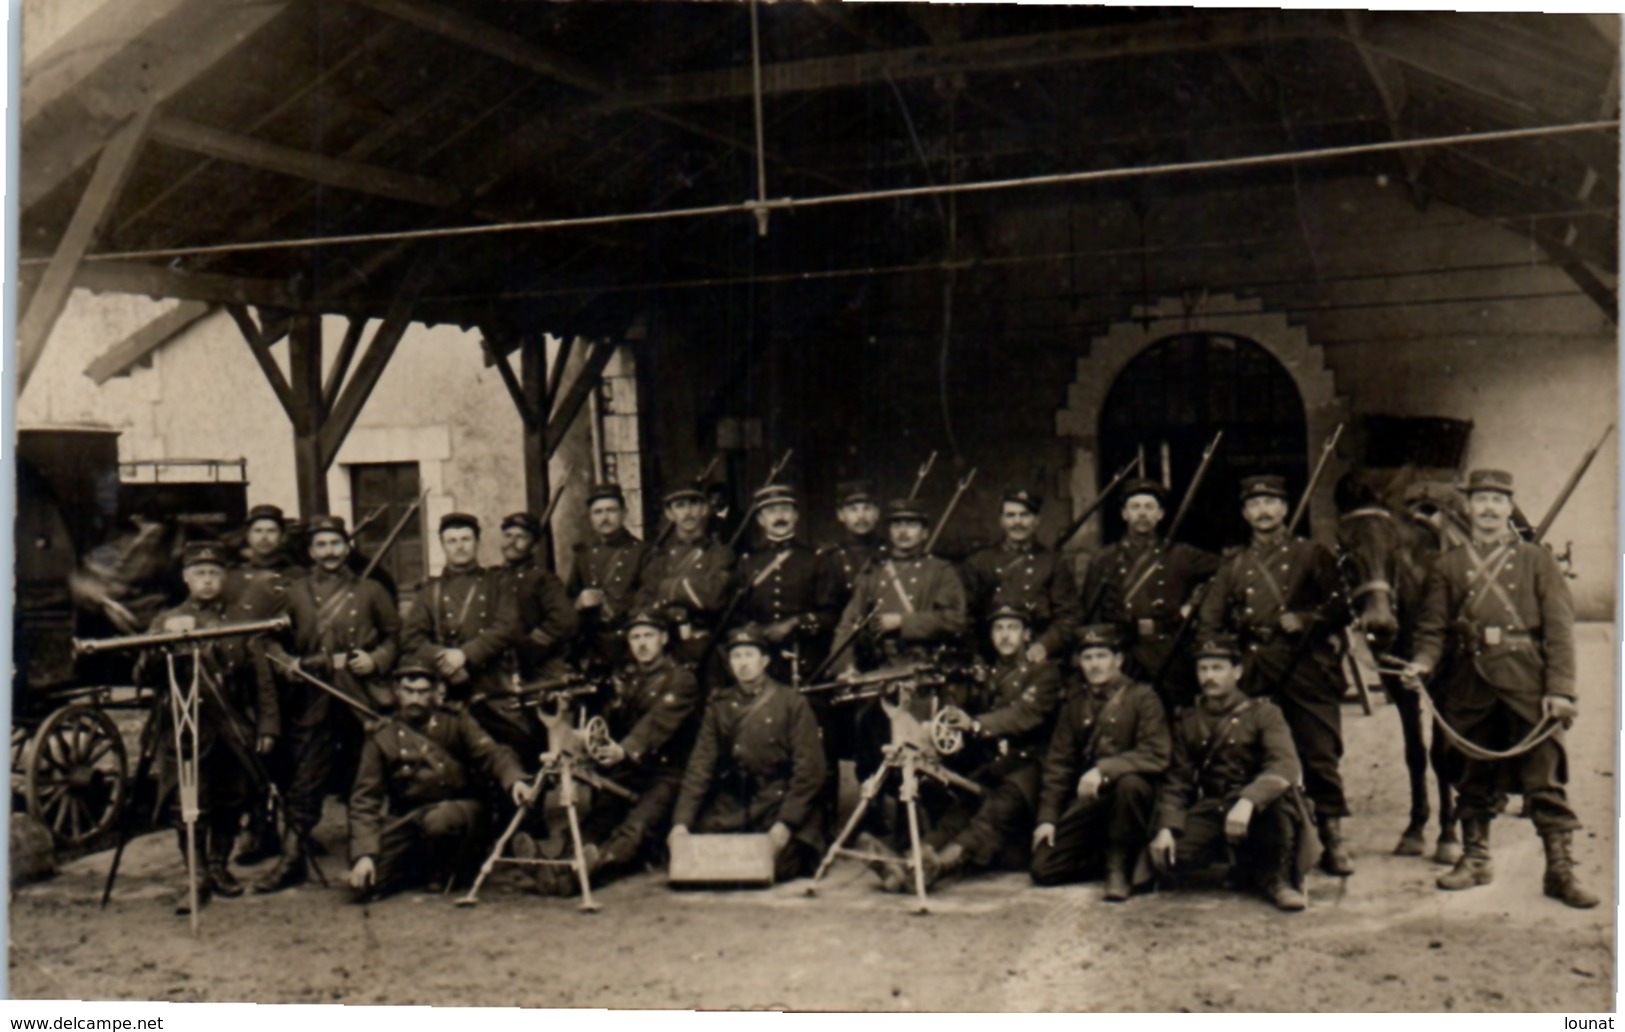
[288,314,330,518]
[521,334,554,566]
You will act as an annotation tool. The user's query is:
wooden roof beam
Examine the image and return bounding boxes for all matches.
[63,259,303,310]
[1345,12,1427,211]
[82,300,215,385]
[149,116,462,209]
[599,11,1336,108]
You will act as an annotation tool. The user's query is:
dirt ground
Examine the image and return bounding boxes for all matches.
[9,625,1617,1011]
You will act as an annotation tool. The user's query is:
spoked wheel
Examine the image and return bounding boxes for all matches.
[23,704,128,849]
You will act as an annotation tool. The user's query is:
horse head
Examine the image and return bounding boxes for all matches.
[1335,474,1402,648]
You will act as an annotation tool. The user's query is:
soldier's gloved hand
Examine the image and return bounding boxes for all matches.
[1225,798,1255,843]
[768,822,792,853]
[874,613,904,633]
[349,857,377,892]
[1279,612,1305,634]
[1542,694,1579,727]
[1076,768,1104,803]
[511,780,538,808]
[577,589,606,610]
[1025,642,1049,664]
[1032,823,1057,850]
[1150,829,1177,872]
[597,741,627,767]
[257,734,277,755]
[437,648,468,678]
[347,651,377,677]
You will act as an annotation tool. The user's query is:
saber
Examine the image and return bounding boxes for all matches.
[74,616,291,657]
[1165,430,1224,544]
[1056,456,1141,549]
[726,449,796,550]
[926,468,977,554]
[908,451,938,502]
[1533,423,1613,542]
[1288,424,1344,536]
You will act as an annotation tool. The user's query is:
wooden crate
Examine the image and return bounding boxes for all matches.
[667,833,776,887]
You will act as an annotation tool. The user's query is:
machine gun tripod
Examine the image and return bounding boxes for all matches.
[803,667,982,914]
[457,678,634,912]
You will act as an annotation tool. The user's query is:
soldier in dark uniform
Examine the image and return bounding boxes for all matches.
[347,656,531,902]
[960,489,1082,664]
[142,542,280,914]
[635,485,736,671]
[1401,469,1596,908]
[566,483,651,671]
[498,511,580,681]
[1196,474,1354,876]
[815,478,885,618]
[1150,634,1310,912]
[401,513,524,751]
[528,608,702,892]
[253,515,400,894]
[1080,479,1220,711]
[731,484,836,682]
[224,503,306,863]
[1031,623,1170,900]
[669,625,828,882]
[920,604,1061,887]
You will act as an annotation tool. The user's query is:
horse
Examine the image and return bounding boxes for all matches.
[1335,473,1471,864]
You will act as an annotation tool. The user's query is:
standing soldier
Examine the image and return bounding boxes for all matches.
[919,605,1061,888]
[254,515,399,894]
[401,514,524,751]
[1149,634,1310,912]
[669,625,828,882]
[566,483,651,671]
[225,503,306,863]
[142,542,279,914]
[636,484,736,670]
[961,489,1082,664]
[816,479,885,617]
[1196,475,1354,876]
[1080,479,1219,711]
[1401,470,1596,908]
[347,656,530,902]
[1031,624,1170,900]
[832,498,968,674]
[731,484,836,683]
[498,512,579,682]
[534,609,702,892]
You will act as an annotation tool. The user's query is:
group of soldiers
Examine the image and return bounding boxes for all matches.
[134,463,1597,916]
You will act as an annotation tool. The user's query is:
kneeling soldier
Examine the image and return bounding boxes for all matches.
[922,604,1060,885]
[1031,624,1170,900]
[1150,635,1310,912]
[669,625,827,882]
[347,656,530,901]
[528,609,702,892]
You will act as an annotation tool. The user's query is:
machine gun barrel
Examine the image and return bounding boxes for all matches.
[513,673,602,703]
[74,616,291,656]
[799,663,944,699]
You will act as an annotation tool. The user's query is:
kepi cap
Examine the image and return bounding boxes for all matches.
[1121,478,1169,505]
[307,515,348,540]
[884,498,929,524]
[1240,475,1290,502]
[1077,623,1122,651]
[1002,488,1043,514]
[624,607,670,634]
[988,603,1032,627]
[182,541,230,569]
[753,483,799,509]
[245,504,285,529]
[501,512,542,537]
[724,623,769,653]
[586,482,626,506]
[836,479,877,506]
[439,512,481,535]
[1194,634,1243,661]
[662,484,707,506]
[1460,469,1515,497]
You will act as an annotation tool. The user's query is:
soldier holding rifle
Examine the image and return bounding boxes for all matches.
[498,511,580,682]
[566,483,652,671]
[816,479,886,617]
[960,489,1082,664]
[636,485,737,671]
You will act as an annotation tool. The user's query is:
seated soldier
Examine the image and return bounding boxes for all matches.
[668,625,827,882]
[519,608,702,893]
[347,655,531,901]
[1030,624,1170,900]
[1149,635,1310,912]
[910,604,1060,888]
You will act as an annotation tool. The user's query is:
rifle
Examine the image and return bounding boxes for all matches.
[655,454,723,546]
[925,468,977,555]
[697,547,796,668]
[908,451,938,502]
[350,505,389,539]
[1055,456,1141,550]
[535,463,577,540]
[1288,423,1343,537]
[1533,422,1614,542]
[359,489,430,583]
[725,449,795,550]
[811,597,883,681]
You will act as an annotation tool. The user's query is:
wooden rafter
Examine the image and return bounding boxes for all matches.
[318,260,430,467]
[544,335,576,413]
[1345,12,1427,210]
[227,303,297,420]
[323,317,369,414]
[482,331,538,430]
[545,340,617,454]
[65,260,303,310]
[83,300,214,385]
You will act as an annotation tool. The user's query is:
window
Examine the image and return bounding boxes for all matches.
[1362,415,1473,470]
[350,462,426,595]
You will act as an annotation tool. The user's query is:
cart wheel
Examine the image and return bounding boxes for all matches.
[23,704,128,849]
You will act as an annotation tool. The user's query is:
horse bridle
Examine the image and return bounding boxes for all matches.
[1338,507,1398,605]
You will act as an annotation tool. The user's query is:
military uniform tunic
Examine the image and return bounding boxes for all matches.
[1196,533,1350,817]
[1080,535,1219,709]
[1031,674,1170,885]
[733,539,836,678]
[348,707,525,891]
[815,532,885,614]
[1411,533,1579,832]
[402,563,524,751]
[501,556,580,681]
[225,553,307,624]
[634,535,736,664]
[833,553,968,666]
[565,528,652,667]
[1156,693,1307,880]
[961,540,1083,657]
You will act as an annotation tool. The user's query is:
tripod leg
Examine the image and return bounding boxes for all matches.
[810,764,891,891]
[901,761,929,915]
[560,762,600,913]
[457,766,547,907]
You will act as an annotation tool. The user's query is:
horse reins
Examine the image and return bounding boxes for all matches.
[1375,653,1565,761]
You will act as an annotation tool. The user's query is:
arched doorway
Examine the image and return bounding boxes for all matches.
[1098,333,1308,552]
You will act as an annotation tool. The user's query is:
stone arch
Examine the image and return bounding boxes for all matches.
[1054,294,1349,553]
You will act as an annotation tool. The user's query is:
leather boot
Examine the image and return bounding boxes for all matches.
[1436,818,1493,890]
[1260,849,1308,912]
[1103,849,1132,902]
[173,833,214,915]
[253,829,308,894]
[1317,815,1355,876]
[207,827,243,899]
[1541,830,1599,909]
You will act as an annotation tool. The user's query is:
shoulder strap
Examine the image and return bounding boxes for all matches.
[1194,699,1256,780]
